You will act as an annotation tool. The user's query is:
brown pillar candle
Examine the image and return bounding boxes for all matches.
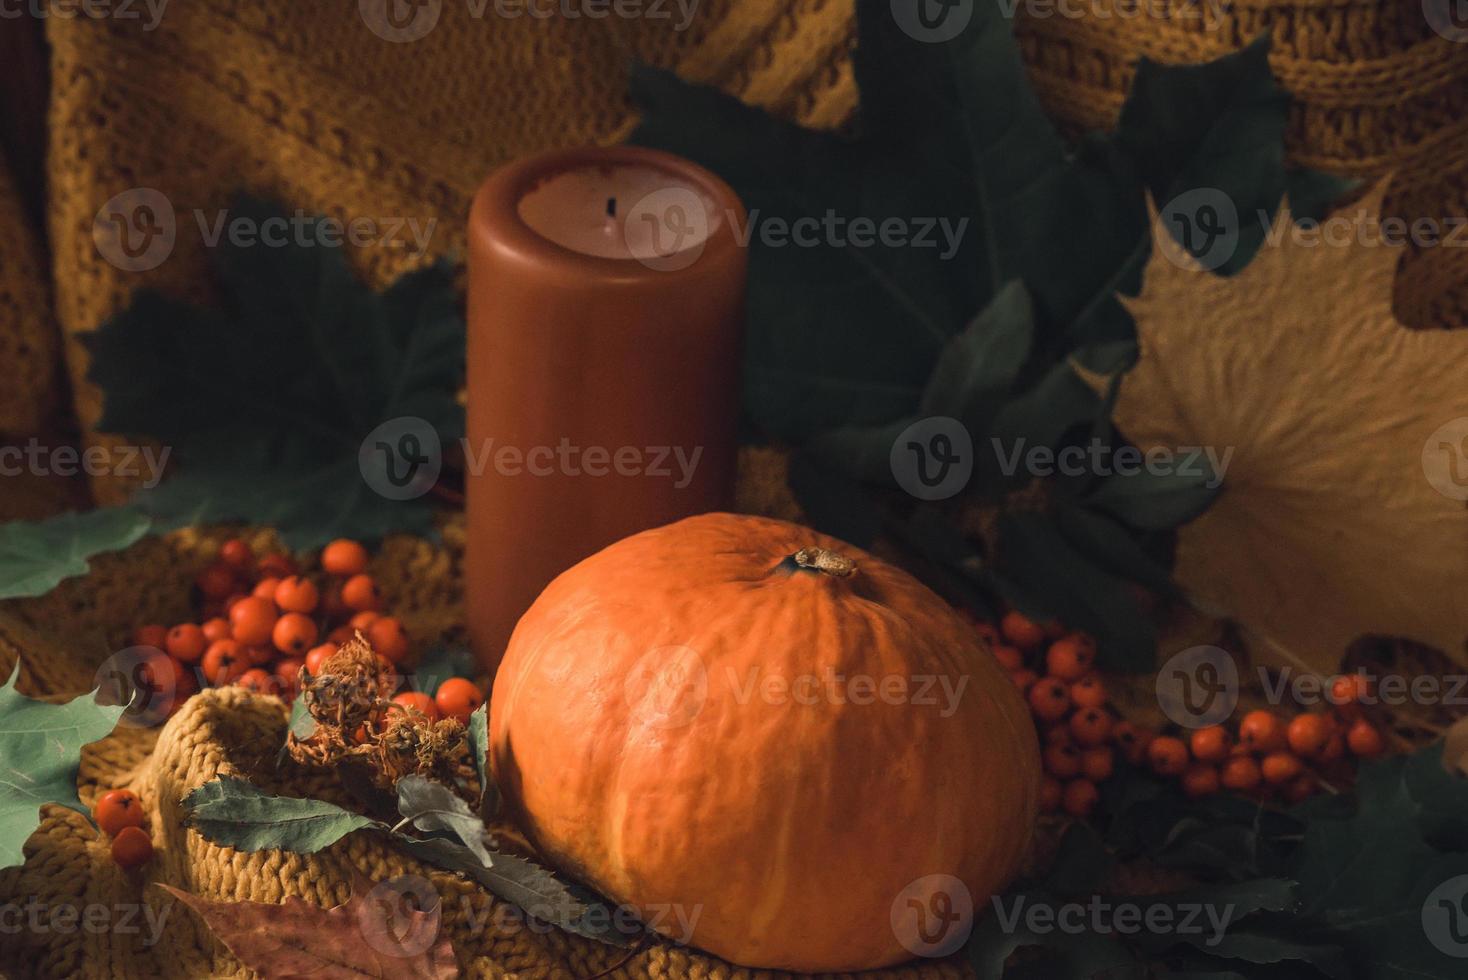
[466,146,746,677]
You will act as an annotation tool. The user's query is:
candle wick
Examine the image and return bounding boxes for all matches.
[606,197,617,219]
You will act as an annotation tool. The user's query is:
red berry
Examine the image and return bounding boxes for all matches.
[1147,736,1190,777]
[1189,725,1231,763]
[1181,763,1220,799]
[1061,779,1099,818]
[304,643,338,675]
[1329,674,1373,711]
[1238,710,1287,754]
[1070,675,1107,709]
[1261,751,1304,785]
[1220,755,1262,792]
[1045,637,1094,682]
[349,610,382,631]
[201,617,232,643]
[367,616,410,665]
[235,669,278,695]
[194,562,237,600]
[341,574,382,612]
[1069,707,1112,747]
[392,691,442,721]
[991,645,1024,671]
[111,826,154,870]
[1043,743,1082,780]
[322,539,370,577]
[131,624,168,650]
[434,678,483,723]
[1286,714,1332,759]
[256,553,298,579]
[1027,678,1071,723]
[272,612,319,656]
[251,576,282,600]
[274,576,320,614]
[93,789,146,837]
[229,596,278,647]
[1346,719,1385,757]
[327,625,355,646]
[202,640,246,686]
[165,624,207,663]
[1000,610,1046,649]
[219,538,254,569]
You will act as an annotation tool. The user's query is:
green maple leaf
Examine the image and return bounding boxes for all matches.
[0,508,152,600]
[84,195,464,548]
[0,666,126,869]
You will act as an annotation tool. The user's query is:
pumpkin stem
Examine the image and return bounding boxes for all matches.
[784,548,857,578]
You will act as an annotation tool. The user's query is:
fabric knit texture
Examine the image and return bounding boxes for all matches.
[1,0,1464,976]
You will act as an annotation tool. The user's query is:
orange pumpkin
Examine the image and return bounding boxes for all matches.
[489,513,1039,971]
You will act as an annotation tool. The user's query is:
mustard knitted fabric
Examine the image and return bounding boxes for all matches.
[0,141,59,437]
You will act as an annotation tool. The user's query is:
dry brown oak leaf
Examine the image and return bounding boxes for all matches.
[159,874,458,979]
[1093,182,1468,672]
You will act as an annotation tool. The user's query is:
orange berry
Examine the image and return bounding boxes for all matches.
[1080,745,1114,782]
[243,644,275,667]
[252,576,282,600]
[1181,763,1220,799]
[110,826,154,870]
[1069,707,1112,747]
[229,596,278,647]
[273,576,320,614]
[1286,714,1332,759]
[1061,779,1099,818]
[1038,776,1063,813]
[349,610,382,631]
[1069,675,1107,709]
[1329,674,1373,710]
[93,789,146,837]
[274,657,305,690]
[223,593,250,615]
[1318,732,1346,763]
[304,643,338,675]
[235,668,278,695]
[1111,722,1153,765]
[1044,724,1073,746]
[201,617,232,643]
[256,553,298,579]
[1220,755,1262,792]
[219,538,254,570]
[367,617,410,665]
[1001,610,1046,649]
[392,691,442,721]
[1008,669,1039,693]
[991,645,1024,671]
[1346,719,1385,757]
[1027,678,1071,723]
[131,624,168,650]
[434,677,484,723]
[1261,751,1304,785]
[1238,710,1287,754]
[327,625,355,646]
[194,562,237,600]
[1045,637,1095,682]
[201,640,246,686]
[1283,774,1318,804]
[272,612,319,656]
[1147,736,1190,777]
[341,574,382,612]
[322,539,370,577]
[165,624,207,664]
[1189,725,1231,763]
[1043,743,1082,780]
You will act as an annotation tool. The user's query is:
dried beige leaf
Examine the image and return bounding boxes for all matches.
[1096,182,1468,672]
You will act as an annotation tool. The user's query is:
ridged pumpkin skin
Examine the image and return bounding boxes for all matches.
[489,513,1040,971]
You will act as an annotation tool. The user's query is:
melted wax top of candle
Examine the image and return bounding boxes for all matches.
[516,163,724,261]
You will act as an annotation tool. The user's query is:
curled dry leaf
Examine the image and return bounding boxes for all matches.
[158,873,458,980]
[1092,181,1468,671]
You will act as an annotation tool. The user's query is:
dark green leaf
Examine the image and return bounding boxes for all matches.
[465,704,497,822]
[183,776,378,852]
[1083,465,1221,531]
[396,775,493,865]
